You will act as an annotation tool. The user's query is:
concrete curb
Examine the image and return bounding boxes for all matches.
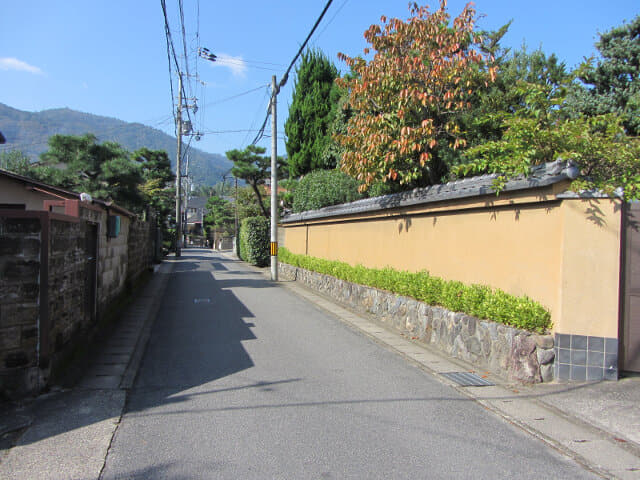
[120,261,174,389]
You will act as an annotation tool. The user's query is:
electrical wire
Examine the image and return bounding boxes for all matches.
[241,85,271,147]
[160,0,178,126]
[250,0,335,146]
[203,84,269,108]
[312,0,350,45]
[277,0,334,91]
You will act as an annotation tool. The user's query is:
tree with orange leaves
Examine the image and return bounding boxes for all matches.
[336,1,495,191]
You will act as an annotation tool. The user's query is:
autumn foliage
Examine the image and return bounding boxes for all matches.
[336,1,495,191]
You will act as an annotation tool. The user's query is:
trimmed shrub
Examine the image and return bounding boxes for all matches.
[292,169,363,213]
[279,247,551,333]
[239,216,269,267]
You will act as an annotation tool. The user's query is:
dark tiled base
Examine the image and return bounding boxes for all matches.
[554,334,618,381]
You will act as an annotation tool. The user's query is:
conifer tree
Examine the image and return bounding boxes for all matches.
[285,49,338,177]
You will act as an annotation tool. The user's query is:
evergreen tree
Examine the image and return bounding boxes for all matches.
[204,195,234,234]
[37,134,144,211]
[565,15,640,135]
[285,49,338,177]
[227,145,286,218]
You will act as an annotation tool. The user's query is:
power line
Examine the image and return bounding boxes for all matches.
[203,84,269,108]
[313,0,350,45]
[277,0,334,91]
[160,0,178,125]
[160,0,192,128]
[250,0,335,146]
[241,86,271,147]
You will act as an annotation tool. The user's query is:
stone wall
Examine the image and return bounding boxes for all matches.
[47,219,88,360]
[0,208,156,398]
[127,218,153,284]
[279,263,555,384]
[98,216,129,310]
[0,215,42,397]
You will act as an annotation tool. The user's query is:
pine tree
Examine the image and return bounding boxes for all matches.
[565,15,640,135]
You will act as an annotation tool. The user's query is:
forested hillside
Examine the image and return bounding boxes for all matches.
[0,103,231,186]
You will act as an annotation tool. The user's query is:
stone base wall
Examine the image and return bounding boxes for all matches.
[280,263,555,384]
[1,210,156,398]
[0,216,43,397]
[127,218,153,284]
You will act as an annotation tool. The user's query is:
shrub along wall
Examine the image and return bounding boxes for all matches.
[278,259,555,383]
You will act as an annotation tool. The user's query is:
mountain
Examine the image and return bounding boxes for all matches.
[0,103,232,186]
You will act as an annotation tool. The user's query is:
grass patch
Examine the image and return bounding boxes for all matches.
[279,247,551,333]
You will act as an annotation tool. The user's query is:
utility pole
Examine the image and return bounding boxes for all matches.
[175,73,183,257]
[270,75,278,281]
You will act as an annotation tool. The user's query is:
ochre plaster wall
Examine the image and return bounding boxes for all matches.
[281,191,623,338]
[558,199,622,338]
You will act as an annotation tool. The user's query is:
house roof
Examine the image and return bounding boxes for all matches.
[0,168,136,217]
[282,160,582,224]
[187,196,207,209]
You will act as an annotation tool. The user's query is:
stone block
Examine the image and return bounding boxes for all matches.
[0,218,40,234]
[540,363,554,382]
[2,260,39,281]
[537,348,555,365]
[466,336,482,355]
[507,335,541,383]
[0,326,21,350]
[0,304,38,328]
[4,351,30,368]
[533,334,554,349]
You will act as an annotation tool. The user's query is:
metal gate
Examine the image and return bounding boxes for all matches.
[622,202,640,372]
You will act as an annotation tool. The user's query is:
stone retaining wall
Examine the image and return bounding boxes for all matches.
[279,263,555,383]
[127,218,154,284]
[0,216,42,396]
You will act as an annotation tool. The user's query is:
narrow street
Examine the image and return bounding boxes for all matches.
[99,249,597,479]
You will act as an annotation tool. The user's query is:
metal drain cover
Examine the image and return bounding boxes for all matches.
[440,372,494,387]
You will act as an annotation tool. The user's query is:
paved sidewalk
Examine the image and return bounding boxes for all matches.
[1,250,639,479]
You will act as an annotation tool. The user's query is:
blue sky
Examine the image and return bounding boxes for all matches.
[1,1,638,159]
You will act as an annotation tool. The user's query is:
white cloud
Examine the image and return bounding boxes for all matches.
[0,57,44,75]
[210,53,247,77]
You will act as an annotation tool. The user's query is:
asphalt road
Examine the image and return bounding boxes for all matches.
[100,249,598,479]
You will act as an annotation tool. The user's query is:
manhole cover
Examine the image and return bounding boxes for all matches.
[193,298,211,304]
[440,372,494,387]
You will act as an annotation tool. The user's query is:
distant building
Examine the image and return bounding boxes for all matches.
[185,196,207,245]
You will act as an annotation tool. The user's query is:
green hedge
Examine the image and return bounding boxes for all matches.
[239,216,270,267]
[279,247,551,333]
[292,169,363,213]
